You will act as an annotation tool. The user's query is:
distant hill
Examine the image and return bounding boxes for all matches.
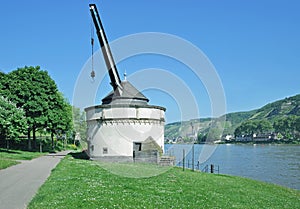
[165,94,300,139]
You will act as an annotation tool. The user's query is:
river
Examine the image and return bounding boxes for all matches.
[164,144,300,190]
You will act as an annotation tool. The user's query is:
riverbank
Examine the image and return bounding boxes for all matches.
[165,144,300,190]
[28,153,300,208]
[216,140,300,145]
[166,139,300,145]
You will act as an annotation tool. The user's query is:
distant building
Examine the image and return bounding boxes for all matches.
[253,133,272,142]
[222,134,234,142]
[235,133,276,142]
[235,135,253,142]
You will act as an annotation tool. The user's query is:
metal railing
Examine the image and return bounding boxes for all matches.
[177,160,219,174]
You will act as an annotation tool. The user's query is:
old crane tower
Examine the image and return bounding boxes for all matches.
[85,4,166,162]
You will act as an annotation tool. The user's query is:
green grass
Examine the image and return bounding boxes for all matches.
[0,158,19,169]
[28,154,300,209]
[0,148,45,160]
[0,148,46,170]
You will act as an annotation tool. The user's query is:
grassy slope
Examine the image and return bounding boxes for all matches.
[0,148,45,170]
[28,155,300,209]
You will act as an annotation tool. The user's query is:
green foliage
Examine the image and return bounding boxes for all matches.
[28,156,300,209]
[72,107,87,144]
[234,120,273,137]
[234,116,300,140]
[206,119,226,141]
[164,122,183,138]
[166,94,300,142]
[1,66,57,146]
[257,120,273,133]
[225,111,256,123]
[273,116,300,139]
[47,92,73,142]
[0,96,27,140]
[251,94,300,120]
[0,66,74,149]
[197,132,206,143]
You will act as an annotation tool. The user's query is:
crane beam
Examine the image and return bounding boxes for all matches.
[89,4,122,93]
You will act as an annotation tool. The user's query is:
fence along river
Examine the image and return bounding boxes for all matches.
[165,144,300,190]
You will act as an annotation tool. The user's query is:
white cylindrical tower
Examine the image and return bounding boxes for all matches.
[85,80,166,162]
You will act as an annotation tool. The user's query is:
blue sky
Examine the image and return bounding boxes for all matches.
[0,0,299,123]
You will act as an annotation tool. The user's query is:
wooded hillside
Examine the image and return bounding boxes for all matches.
[165,94,300,142]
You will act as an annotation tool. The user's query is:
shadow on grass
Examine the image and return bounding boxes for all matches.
[70,151,90,160]
[0,149,20,154]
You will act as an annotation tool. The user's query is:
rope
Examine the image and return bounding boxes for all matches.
[90,22,95,80]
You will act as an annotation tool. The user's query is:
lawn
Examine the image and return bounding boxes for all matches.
[0,158,19,170]
[28,153,300,209]
[0,148,46,170]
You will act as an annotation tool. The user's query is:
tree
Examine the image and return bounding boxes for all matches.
[295,117,300,139]
[0,71,6,89]
[47,92,73,149]
[256,120,273,134]
[234,120,273,138]
[206,127,223,142]
[197,132,207,143]
[274,116,299,140]
[234,126,242,137]
[234,120,257,136]
[1,66,73,150]
[0,96,27,145]
[72,107,87,147]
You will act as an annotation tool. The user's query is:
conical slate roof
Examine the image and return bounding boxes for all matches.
[102,81,149,105]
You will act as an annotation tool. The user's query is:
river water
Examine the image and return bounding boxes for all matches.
[165,144,300,190]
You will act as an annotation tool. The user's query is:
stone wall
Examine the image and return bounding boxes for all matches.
[134,150,159,164]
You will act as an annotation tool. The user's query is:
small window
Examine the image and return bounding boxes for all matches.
[103,147,108,154]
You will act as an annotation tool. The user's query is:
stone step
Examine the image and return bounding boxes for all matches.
[159,156,175,166]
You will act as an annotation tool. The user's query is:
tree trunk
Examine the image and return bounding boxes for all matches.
[51,131,54,150]
[6,139,9,150]
[27,128,32,151]
[33,124,36,150]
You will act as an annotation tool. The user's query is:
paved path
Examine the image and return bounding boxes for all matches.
[0,150,70,209]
